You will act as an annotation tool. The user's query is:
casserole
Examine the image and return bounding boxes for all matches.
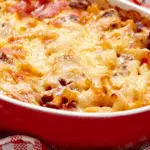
[0,0,150,148]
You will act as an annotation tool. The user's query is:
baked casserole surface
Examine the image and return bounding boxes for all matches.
[0,0,150,112]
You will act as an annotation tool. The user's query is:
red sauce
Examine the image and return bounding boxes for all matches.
[8,1,34,18]
[141,58,148,64]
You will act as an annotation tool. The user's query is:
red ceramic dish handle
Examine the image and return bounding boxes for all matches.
[131,0,150,8]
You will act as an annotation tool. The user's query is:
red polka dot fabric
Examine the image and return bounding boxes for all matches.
[0,135,49,150]
[0,135,150,150]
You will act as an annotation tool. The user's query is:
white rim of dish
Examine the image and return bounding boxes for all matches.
[0,93,149,118]
[110,0,150,15]
[0,0,150,118]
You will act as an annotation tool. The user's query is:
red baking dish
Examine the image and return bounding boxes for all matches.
[0,0,150,148]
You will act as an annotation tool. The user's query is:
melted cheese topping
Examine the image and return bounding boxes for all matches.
[0,0,150,112]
